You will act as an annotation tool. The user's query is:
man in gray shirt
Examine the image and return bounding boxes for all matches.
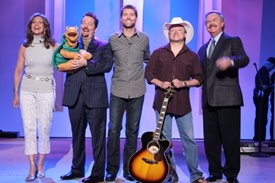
[105,4,150,182]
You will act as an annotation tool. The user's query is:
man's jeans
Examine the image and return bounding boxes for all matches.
[155,111,203,182]
[107,94,144,175]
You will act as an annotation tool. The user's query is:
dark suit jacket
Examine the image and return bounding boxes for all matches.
[62,38,113,108]
[198,33,249,107]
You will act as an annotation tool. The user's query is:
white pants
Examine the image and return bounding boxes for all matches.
[20,90,54,155]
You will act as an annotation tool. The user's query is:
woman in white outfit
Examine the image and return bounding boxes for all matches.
[13,13,57,181]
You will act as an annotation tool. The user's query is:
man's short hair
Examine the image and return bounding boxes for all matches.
[120,4,138,17]
[82,12,99,29]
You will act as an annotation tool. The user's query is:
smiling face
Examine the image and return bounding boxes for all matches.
[65,26,79,48]
[80,16,96,39]
[121,8,137,29]
[31,16,45,36]
[168,25,186,43]
[205,12,224,37]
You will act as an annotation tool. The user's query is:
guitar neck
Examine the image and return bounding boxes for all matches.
[153,97,169,141]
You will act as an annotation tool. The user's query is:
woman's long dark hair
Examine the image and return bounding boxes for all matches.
[23,13,56,48]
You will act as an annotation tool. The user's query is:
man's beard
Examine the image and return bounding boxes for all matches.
[123,22,135,29]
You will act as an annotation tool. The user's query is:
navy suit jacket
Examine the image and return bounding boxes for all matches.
[198,33,249,107]
[62,38,113,108]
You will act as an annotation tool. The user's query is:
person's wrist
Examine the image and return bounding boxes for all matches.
[183,81,187,87]
[81,59,87,67]
[13,87,18,93]
[157,81,162,88]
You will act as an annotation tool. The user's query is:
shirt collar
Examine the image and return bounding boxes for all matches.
[212,31,223,42]
[117,29,140,38]
[164,43,189,54]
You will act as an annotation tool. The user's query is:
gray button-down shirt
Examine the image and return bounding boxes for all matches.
[109,31,150,99]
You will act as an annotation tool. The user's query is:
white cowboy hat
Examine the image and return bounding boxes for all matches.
[163,17,194,44]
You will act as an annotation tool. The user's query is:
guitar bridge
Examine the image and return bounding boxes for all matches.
[142,158,158,164]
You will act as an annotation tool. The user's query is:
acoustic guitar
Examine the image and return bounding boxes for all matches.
[129,86,175,183]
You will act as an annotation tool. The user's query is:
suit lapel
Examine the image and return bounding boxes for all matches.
[203,40,211,65]
[79,38,100,53]
[87,39,100,53]
[211,33,225,61]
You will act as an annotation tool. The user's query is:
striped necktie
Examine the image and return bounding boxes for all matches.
[208,39,216,59]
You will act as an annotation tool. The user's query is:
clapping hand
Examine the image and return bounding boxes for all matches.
[216,56,233,71]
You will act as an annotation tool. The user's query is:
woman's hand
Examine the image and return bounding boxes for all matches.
[13,92,19,108]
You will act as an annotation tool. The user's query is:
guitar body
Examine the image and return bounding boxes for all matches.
[129,131,170,183]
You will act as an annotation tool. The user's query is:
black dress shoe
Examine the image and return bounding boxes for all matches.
[205,175,222,182]
[105,173,116,181]
[60,171,84,180]
[227,177,239,183]
[123,173,135,181]
[82,176,104,183]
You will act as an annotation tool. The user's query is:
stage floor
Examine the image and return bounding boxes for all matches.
[0,138,274,183]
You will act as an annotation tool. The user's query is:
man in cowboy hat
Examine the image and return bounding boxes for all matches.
[253,57,275,142]
[145,17,207,183]
[198,11,249,183]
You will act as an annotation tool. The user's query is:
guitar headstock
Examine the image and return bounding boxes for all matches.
[164,85,175,99]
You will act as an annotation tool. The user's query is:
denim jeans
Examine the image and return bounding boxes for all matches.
[155,111,203,182]
[107,94,144,175]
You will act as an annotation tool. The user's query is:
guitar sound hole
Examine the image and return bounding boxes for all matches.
[148,141,160,154]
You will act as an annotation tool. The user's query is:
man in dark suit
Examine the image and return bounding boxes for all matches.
[198,11,249,183]
[253,57,275,142]
[54,12,113,183]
